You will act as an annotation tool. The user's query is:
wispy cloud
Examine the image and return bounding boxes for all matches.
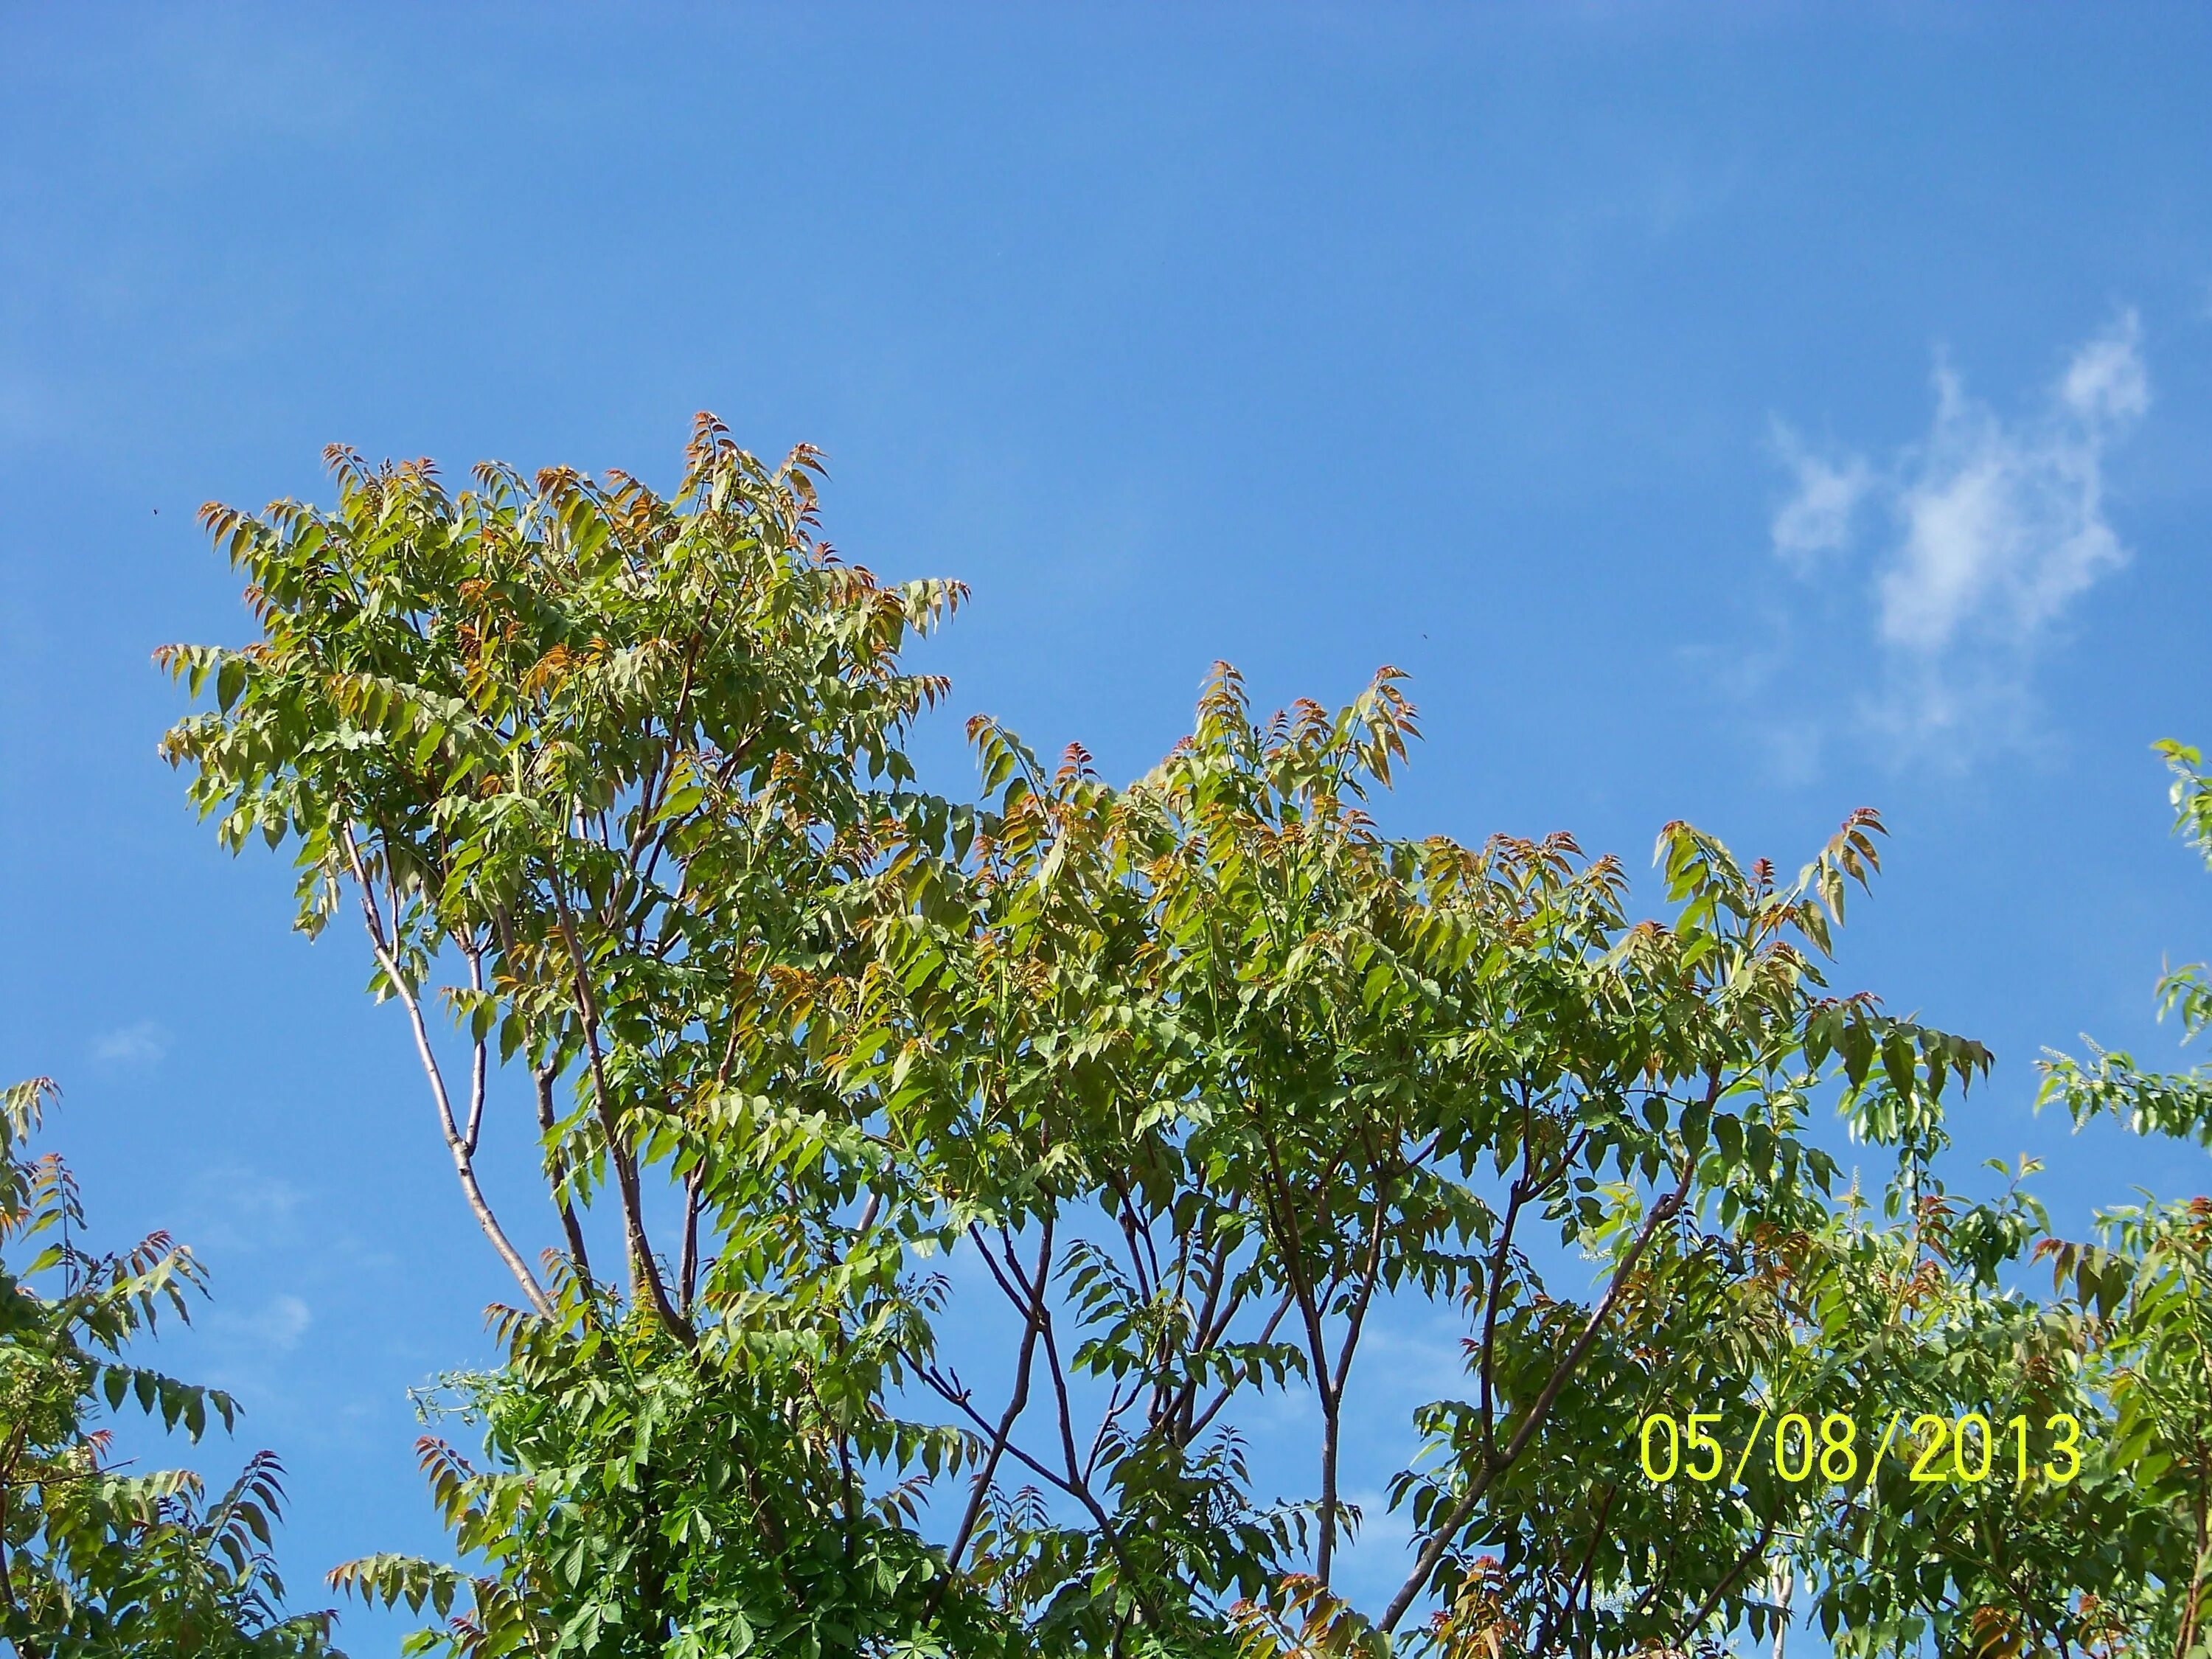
[175,1166,308,1257]
[1768,424,1872,570]
[93,1019,169,1068]
[189,1293,318,1402]
[1769,311,2147,757]
[209,1292,314,1354]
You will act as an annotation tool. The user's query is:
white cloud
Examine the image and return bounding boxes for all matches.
[211,1292,313,1354]
[178,1166,307,1256]
[2062,317,2150,422]
[1770,311,2148,753]
[1769,422,1871,568]
[93,1020,169,1067]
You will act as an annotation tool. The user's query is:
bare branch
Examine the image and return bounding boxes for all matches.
[1380,1085,1711,1635]
[339,827,551,1319]
[461,939,489,1158]
[944,1218,1053,1576]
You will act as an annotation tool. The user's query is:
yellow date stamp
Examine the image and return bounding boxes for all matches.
[1635,1408,2084,1489]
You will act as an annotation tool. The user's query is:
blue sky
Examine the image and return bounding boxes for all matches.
[4,3,2212,1644]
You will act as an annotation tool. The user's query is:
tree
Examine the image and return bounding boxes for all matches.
[159,417,962,1336]
[864,669,2009,1653]
[161,419,981,1654]
[2034,736,2212,1655]
[0,1078,336,1658]
[166,419,2171,1655]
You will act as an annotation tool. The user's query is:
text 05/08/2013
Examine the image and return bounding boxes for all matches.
[1635,1409,2086,1490]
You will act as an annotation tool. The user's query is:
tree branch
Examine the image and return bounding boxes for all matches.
[943,1218,1053,1577]
[460,939,489,1157]
[1380,1096,1708,1635]
[340,827,550,1318]
[678,1172,703,1316]
[550,874,691,1345]
[532,1065,594,1284]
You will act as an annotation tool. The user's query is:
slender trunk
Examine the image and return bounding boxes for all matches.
[1249,1107,1343,1587]
[838,1436,860,1562]
[678,1174,701,1315]
[1317,1167,1392,1591]
[551,884,689,1343]
[1380,1138,1702,1634]
[1315,1392,1341,1587]
[533,1065,594,1284]
[1478,1178,1531,1456]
